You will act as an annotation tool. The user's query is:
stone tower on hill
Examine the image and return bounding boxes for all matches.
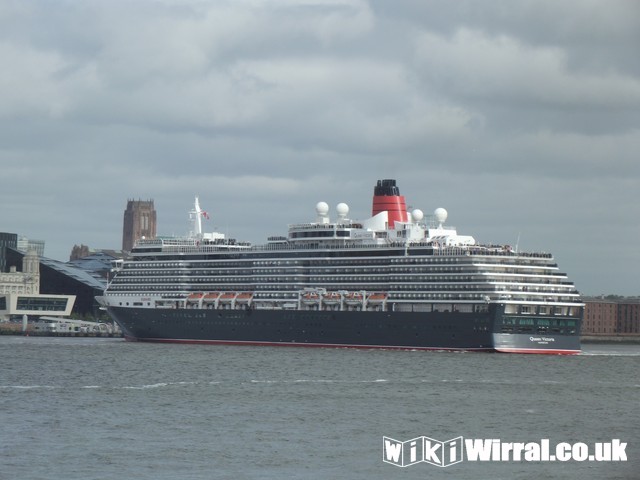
[122,199,157,252]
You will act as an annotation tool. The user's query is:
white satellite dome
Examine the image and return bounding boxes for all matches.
[411,209,424,222]
[316,202,329,216]
[434,207,448,226]
[336,203,349,217]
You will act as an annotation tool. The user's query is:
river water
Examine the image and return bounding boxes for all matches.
[0,337,637,479]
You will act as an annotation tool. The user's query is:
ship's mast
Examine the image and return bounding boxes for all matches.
[190,197,203,238]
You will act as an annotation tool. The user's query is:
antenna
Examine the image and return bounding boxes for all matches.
[515,231,521,254]
[189,197,204,238]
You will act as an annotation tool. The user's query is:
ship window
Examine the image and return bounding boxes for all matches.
[518,318,534,326]
[504,304,518,314]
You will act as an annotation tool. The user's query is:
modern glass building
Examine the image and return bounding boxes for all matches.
[0,232,18,273]
[5,248,106,319]
[0,293,75,321]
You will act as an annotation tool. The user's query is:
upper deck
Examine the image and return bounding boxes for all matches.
[111,180,581,312]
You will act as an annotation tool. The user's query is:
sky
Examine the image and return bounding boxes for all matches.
[1,0,639,296]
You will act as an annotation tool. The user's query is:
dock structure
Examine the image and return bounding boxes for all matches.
[0,316,122,337]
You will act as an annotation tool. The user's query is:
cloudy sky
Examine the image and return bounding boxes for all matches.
[1,0,639,295]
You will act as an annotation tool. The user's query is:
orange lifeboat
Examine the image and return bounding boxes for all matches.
[323,292,342,305]
[344,292,364,305]
[367,292,387,304]
[203,292,220,302]
[187,292,204,302]
[219,292,237,303]
[301,292,320,305]
[236,292,254,303]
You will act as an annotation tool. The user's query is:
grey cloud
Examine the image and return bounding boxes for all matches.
[0,0,638,295]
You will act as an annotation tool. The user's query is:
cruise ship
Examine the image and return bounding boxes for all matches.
[100,179,583,354]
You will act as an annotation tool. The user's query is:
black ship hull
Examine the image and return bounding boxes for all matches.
[107,306,580,354]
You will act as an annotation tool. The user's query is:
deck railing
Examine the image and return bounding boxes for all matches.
[136,239,553,260]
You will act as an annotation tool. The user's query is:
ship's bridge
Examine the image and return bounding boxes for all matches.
[287,222,374,241]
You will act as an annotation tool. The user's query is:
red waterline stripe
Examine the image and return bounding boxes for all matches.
[495,347,580,355]
[125,336,495,352]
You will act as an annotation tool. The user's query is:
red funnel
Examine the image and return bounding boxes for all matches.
[372,179,408,229]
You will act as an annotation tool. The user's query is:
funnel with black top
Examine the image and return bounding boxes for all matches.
[372,179,408,229]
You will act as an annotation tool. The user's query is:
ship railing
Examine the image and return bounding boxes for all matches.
[252,241,553,257]
[144,237,553,259]
[433,246,552,259]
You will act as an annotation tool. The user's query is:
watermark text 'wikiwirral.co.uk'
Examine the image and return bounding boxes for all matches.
[383,436,628,468]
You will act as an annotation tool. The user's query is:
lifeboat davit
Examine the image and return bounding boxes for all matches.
[203,292,220,302]
[187,292,204,302]
[219,292,237,303]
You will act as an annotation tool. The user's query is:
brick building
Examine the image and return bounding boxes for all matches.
[582,298,640,335]
[618,302,640,334]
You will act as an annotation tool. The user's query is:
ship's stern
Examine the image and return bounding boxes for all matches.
[491,303,582,354]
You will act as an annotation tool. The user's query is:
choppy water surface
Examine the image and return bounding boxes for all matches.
[1,337,638,479]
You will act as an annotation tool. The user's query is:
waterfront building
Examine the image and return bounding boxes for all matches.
[0,249,75,322]
[582,298,640,335]
[37,256,105,317]
[0,249,39,295]
[616,302,640,334]
[9,246,107,317]
[122,199,157,252]
[582,300,618,334]
[6,248,106,319]
[0,232,18,273]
